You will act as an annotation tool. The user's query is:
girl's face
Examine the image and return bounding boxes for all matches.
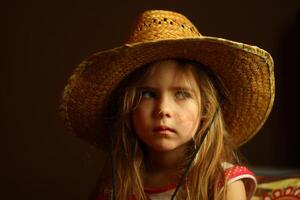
[132,60,201,152]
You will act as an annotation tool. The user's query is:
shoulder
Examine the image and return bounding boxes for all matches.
[226,179,247,200]
[220,163,257,199]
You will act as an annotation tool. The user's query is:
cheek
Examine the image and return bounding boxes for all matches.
[132,109,143,128]
[132,105,150,130]
[178,113,198,127]
[176,106,200,132]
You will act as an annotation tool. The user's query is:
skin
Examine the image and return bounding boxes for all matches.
[132,60,247,199]
[132,60,201,153]
[132,60,201,188]
[227,180,247,200]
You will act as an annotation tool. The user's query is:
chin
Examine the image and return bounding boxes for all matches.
[149,144,182,152]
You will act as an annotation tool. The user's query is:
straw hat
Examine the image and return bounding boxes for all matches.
[60,10,275,150]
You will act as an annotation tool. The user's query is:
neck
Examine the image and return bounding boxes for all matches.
[142,145,188,188]
[145,145,187,172]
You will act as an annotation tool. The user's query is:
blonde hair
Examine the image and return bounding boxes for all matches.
[98,59,240,200]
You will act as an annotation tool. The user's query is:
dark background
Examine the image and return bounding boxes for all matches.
[2,0,300,199]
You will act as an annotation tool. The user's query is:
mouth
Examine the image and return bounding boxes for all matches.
[153,126,176,134]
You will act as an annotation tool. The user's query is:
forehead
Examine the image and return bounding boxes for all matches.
[141,60,200,89]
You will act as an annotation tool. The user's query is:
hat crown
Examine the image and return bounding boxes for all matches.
[127,10,202,44]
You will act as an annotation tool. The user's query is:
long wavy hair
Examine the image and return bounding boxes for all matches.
[95,59,240,200]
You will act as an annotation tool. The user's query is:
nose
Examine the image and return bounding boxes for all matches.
[155,95,172,118]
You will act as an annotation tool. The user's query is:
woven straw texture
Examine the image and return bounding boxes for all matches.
[60,10,275,150]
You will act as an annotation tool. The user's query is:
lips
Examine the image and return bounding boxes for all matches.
[153,126,175,133]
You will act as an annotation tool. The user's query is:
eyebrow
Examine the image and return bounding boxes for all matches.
[138,86,197,94]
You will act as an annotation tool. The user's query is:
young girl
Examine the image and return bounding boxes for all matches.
[60,10,275,200]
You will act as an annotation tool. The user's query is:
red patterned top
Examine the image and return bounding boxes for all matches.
[97,164,256,200]
[219,165,257,199]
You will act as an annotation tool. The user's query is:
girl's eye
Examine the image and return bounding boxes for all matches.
[175,90,192,99]
[141,90,156,99]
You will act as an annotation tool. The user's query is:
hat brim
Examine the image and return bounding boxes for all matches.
[60,37,275,150]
